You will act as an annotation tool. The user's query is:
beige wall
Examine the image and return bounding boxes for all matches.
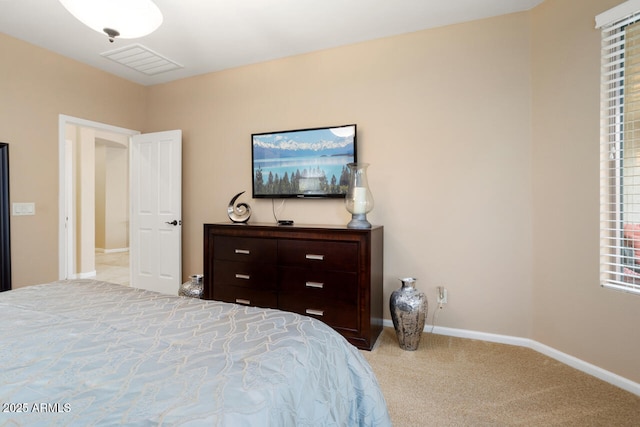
[95,140,129,251]
[103,144,129,250]
[147,11,535,338]
[531,0,640,383]
[95,144,106,250]
[2,0,639,385]
[76,126,95,275]
[0,33,147,285]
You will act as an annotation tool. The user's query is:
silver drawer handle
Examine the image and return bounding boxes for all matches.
[235,274,250,280]
[236,298,250,305]
[306,309,324,316]
[305,281,324,289]
[305,254,324,261]
[235,249,250,255]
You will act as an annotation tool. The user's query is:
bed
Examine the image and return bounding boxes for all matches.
[0,279,391,426]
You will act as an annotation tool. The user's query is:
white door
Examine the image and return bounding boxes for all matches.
[130,130,182,295]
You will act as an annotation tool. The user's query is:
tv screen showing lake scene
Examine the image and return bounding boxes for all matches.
[252,124,357,198]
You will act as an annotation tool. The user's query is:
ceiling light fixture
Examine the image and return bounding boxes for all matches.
[58,0,163,43]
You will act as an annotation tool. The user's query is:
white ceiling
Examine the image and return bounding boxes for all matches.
[0,0,544,86]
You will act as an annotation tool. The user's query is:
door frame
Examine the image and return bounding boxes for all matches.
[58,115,140,280]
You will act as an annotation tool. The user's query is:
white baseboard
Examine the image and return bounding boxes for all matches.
[95,248,129,254]
[382,319,640,396]
[68,271,97,279]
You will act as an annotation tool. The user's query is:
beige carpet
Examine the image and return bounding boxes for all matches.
[361,327,640,426]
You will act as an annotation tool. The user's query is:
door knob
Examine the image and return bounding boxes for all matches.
[166,220,178,226]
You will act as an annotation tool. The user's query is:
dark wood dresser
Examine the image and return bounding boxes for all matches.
[203,222,384,350]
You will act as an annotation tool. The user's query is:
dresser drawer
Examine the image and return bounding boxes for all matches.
[214,236,277,263]
[278,295,358,330]
[278,239,358,271]
[213,260,276,290]
[279,267,357,304]
[213,285,277,309]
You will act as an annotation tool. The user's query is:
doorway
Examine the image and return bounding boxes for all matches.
[58,115,139,283]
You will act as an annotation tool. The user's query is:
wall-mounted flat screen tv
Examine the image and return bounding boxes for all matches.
[252,124,357,198]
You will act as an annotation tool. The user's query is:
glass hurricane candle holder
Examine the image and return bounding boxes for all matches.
[345,163,374,229]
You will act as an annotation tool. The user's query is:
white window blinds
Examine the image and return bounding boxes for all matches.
[598,1,640,294]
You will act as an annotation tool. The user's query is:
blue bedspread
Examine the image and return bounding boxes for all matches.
[0,280,391,426]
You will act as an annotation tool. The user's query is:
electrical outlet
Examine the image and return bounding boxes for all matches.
[436,286,448,305]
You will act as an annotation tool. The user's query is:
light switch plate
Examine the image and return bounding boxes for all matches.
[12,202,35,216]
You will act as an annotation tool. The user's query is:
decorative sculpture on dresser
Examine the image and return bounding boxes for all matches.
[227,191,251,223]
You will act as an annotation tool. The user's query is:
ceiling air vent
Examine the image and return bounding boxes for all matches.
[101,44,182,76]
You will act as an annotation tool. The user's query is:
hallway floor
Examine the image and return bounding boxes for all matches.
[94,251,129,286]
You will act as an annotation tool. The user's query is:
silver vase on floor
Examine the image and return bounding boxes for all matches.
[179,274,204,298]
[390,277,427,351]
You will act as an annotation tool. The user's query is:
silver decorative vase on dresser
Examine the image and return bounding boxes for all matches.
[389,277,427,351]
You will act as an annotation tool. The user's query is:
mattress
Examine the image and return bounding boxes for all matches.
[0,280,390,426]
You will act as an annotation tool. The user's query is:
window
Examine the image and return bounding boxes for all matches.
[598,1,640,294]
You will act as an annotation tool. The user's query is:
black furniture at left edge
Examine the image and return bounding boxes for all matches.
[203,222,384,350]
[0,143,10,292]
